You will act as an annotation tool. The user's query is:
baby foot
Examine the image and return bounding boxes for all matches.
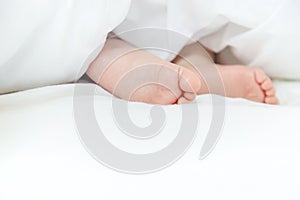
[87,38,201,105]
[121,62,202,104]
[214,65,279,104]
[172,42,278,104]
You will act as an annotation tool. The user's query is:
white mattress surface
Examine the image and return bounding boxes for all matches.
[0,81,300,200]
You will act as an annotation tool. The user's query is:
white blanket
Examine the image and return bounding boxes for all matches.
[0,0,130,94]
[115,0,300,79]
[2,0,299,96]
[1,81,300,200]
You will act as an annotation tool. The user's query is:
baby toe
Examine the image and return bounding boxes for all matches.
[266,87,276,96]
[177,96,192,104]
[178,67,202,94]
[265,96,279,105]
[254,68,268,84]
[183,92,196,101]
[261,77,273,90]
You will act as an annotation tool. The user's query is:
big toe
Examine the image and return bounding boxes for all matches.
[177,66,201,103]
[178,66,201,93]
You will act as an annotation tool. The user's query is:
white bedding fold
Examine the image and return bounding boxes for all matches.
[0,0,131,94]
[115,0,300,79]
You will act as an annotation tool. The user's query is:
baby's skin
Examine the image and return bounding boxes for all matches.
[87,37,278,105]
[173,42,279,104]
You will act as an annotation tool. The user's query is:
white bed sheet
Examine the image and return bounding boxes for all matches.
[0,81,300,200]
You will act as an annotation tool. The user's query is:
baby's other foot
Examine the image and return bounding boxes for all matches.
[218,65,279,104]
[172,42,278,104]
